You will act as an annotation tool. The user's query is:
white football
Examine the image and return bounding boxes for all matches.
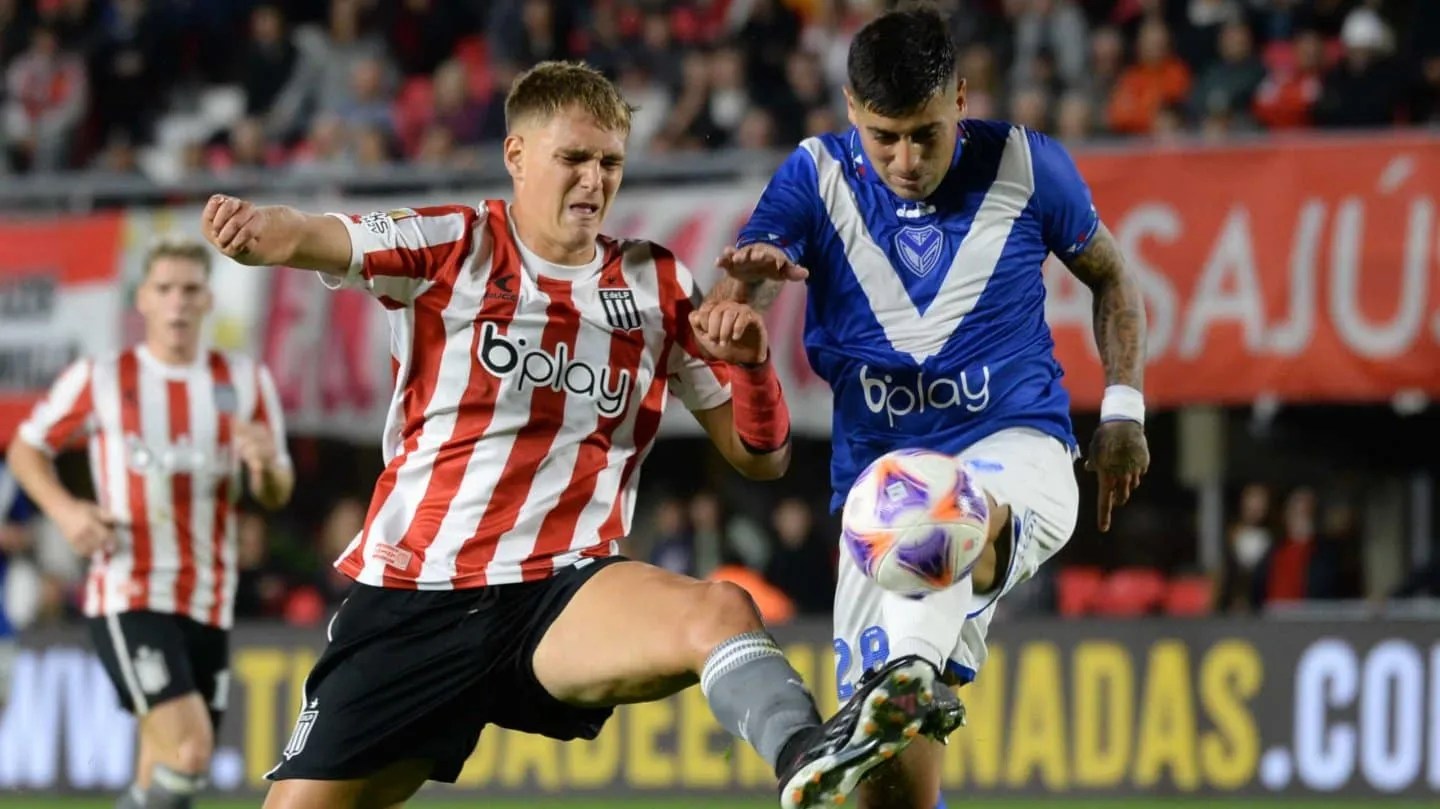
[841,448,990,597]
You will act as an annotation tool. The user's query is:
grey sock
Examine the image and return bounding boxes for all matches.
[700,630,821,770]
[115,784,145,809]
[138,765,203,809]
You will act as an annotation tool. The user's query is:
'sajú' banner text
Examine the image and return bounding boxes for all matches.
[3,133,1439,443]
[3,619,1439,798]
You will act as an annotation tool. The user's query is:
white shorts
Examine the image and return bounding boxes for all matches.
[832,428,1079,699]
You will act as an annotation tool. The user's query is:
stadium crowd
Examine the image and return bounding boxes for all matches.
[1,0,1438,177]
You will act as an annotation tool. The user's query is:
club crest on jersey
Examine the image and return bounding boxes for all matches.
[894,225,944,277]
[599,288,642,332]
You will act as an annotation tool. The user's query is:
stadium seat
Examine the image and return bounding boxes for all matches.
[1056,565,1105,617]
[1164,575,1214,617]
[1093,567,1167,617]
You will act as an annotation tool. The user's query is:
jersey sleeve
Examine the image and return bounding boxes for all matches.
[321,204,482,305]
[253,363,292,470]
[1027,130,1101,261]
[735,142,824,264]
[665,259,732,413]
[16,358,94,455]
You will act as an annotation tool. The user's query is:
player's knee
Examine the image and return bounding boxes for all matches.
[171,730,214,775]
[684,580,764,661]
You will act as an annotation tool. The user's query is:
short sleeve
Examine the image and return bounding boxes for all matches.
[322,204,482,305]
[1027,130,1101,261]
[16,358,94,455]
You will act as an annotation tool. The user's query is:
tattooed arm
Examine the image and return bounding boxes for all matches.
[1064,223,1146,389]
[706,249,796,312]
[1063,222,1151,532]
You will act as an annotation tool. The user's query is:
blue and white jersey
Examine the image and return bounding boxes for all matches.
[738,120,1098,509]
[0,461,37,639]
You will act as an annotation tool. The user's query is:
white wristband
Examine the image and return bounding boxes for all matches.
[1100,385,1145,425]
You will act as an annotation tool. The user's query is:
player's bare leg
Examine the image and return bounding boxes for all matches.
[115,694,213,809]
[262,758,432,809]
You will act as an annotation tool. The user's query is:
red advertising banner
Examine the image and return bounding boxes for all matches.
[0,214,125,443]
[1046,132,1440,408]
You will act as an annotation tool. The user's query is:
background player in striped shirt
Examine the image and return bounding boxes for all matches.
[202,61,933,809]
[6,238,294,809]
[703,6,1151,807]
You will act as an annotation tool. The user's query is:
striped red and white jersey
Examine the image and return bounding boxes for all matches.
[17,347,291,629]
[324,200,732,588]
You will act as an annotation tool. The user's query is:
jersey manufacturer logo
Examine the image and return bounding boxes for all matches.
[894,226,944,277]
[599,288,642,331]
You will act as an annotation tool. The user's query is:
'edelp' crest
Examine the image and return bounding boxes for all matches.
[599,288,642,332]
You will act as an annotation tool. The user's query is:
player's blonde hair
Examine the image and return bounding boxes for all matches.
[504,61,634,135]
[142,235,212,279]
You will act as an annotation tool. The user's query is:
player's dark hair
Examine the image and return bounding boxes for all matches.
[847,4,957,118]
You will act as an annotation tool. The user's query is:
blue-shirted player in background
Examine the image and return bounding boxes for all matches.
[0,459,39,717]
[700,5,1150,807]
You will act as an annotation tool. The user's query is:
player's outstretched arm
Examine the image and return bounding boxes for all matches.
[202,194,352,276]
[1062,222,1151,531]
[688,302,792,480]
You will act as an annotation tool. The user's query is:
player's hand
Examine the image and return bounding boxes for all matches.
[690,302,769,366]
[716,244,809,284]
[202,195,291,266]
[1085,420,1150,533]
[234,421,278,492]
[1082,417,1152,532]
[57,500,120,556]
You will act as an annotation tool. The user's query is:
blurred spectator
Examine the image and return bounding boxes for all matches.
[1009,84,1051,132]
[1010,0,1088,93]
[1313,7,1400,128]
[958,42,1001,120]
[646,496,693,575]
[1253,27,1327,129]
[1054,88,1094,141]
[1266,486,1317,602]
[490,0,575,67]
[1079,26,1124,125]
[764,497,834,615]
[3,25,87,171]
[616,60,670,154]
[382,0,468,77]
[267,0,392,141]
[88,0,166,146]
[1405,53,1440,125]
[1307,496,1365,600]
[238,4,299,120]
[1107,19,1192,135]
[1216,483,1275,613]
[1191,18,1265,123]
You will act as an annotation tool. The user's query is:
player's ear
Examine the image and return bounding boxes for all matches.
[955,78,968,119]
[503,134,524,181]
[842,86,859,127]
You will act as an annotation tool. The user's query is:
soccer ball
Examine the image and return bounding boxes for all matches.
[841,448,990,597]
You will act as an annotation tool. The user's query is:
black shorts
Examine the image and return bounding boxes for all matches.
[87,610,230,730]
[268,556,625,784]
